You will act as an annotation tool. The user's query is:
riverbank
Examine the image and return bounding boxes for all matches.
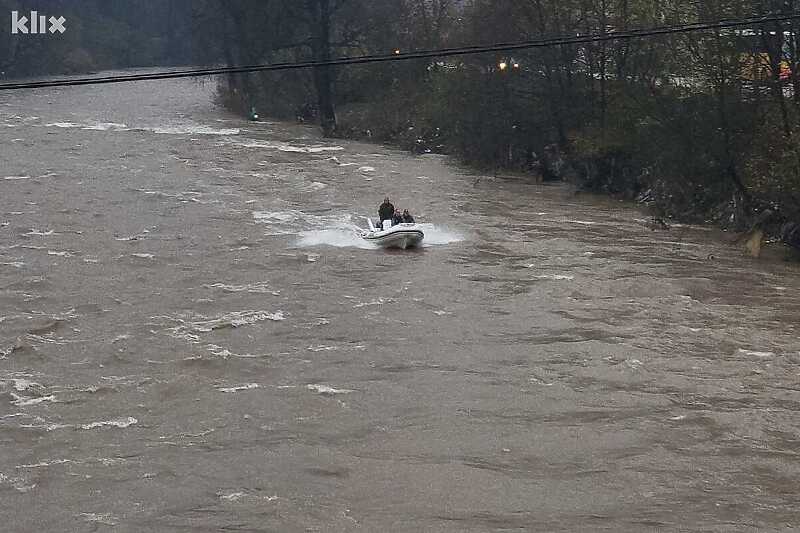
[227,86,800,263]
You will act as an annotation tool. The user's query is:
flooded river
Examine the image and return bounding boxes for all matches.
[1,78,799,532]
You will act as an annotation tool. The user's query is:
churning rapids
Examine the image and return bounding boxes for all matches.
[1,78,799,532]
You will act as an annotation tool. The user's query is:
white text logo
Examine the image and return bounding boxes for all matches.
[11,11,67,35]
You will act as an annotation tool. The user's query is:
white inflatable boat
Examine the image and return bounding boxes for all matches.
[361,219,425,249]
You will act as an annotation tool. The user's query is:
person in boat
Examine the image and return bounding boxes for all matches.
[392,210,404,226]
[401,209,415,223]
[378,197,395,223]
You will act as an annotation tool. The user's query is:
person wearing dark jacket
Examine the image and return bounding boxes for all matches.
[392,210,404,226]
[378,197,395,222]
[401,210,415,223]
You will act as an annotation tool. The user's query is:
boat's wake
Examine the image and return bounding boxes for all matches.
[253,209,463,249]
[298,223,463,249]
[297,227,374,249]
[418,224,464,246]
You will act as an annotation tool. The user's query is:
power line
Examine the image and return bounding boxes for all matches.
[1,12,798,91]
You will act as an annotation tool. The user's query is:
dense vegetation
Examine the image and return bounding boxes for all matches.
[200,0,800,232]
[2,0,799,232]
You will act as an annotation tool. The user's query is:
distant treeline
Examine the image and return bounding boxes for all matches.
[0,0,206,76]
[3,0,799,230]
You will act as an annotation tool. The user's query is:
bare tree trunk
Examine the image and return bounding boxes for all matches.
[532,0,568,146]
[759,22,793,139]
[599,0,608,147]
[307,0,337,137]
[218,1,256,107]
[713,30,751,207]
[615,0,630,81]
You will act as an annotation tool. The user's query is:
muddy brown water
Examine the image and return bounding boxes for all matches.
[1,78,799,532]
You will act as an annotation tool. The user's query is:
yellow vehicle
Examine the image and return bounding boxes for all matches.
[740,52,792,81]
